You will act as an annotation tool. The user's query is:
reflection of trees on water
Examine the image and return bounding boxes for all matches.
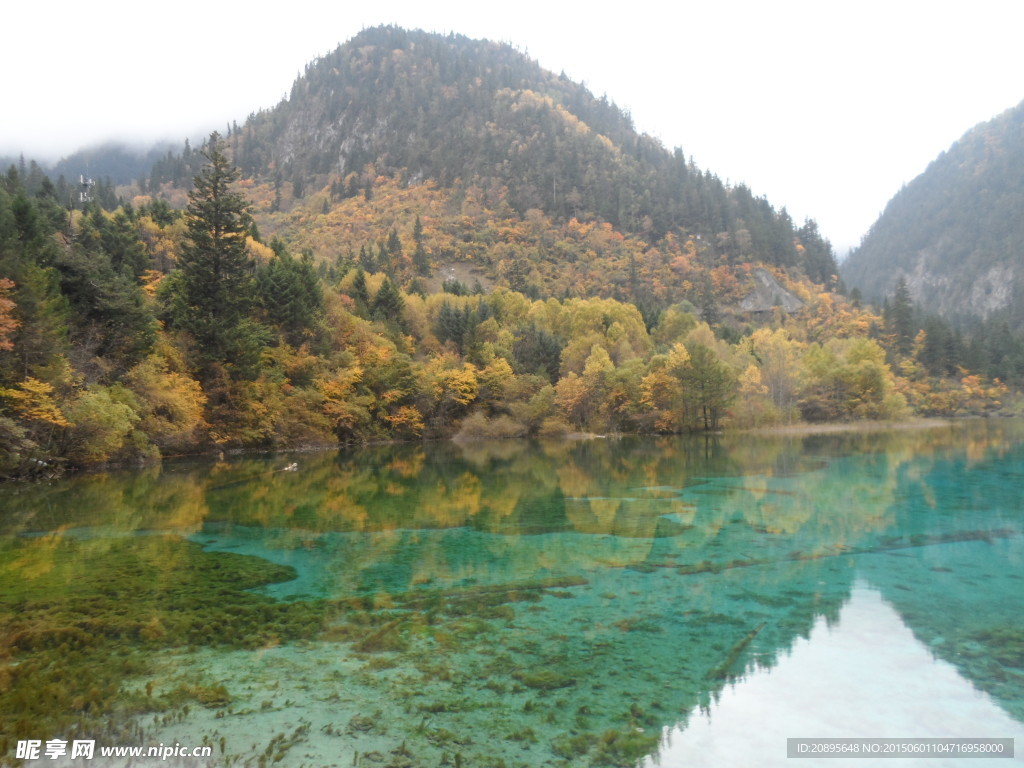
[1,419,1022,763]
[4,421,1020,598]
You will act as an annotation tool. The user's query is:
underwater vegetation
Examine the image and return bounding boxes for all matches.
[0,535,324,756]
[1,421,1023,766]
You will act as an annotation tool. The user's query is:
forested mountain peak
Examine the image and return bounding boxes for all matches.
[150,25,839,291]
[250,25,641,201]
[841,99,1024,323]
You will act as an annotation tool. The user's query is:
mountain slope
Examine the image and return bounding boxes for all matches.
[841,100,1024,321]
[208,25,837,287]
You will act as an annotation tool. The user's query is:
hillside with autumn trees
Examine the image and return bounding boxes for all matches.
[0,26,1014,477]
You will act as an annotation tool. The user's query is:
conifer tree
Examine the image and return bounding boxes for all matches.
[256,247,323,346]
[164,132,262,374]
[698,274,720,327]
[350,269,370,314]
[679,344,735,430]
[886,275,915,356]
[371,277,405,325]
[412,215,429,275]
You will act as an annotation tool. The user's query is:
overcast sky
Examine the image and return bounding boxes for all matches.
[4,1,1022,253]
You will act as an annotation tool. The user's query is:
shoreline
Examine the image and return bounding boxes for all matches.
[2,416,992,481]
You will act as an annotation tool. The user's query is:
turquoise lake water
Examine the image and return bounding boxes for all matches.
[1,420,1022,766]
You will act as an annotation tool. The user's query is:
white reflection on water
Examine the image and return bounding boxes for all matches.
[647,582,1024,767]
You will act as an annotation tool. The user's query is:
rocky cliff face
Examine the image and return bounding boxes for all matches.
[738,268,803,313]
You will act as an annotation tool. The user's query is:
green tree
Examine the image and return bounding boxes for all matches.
[371,277,406,328]
[679,343,736,430]
[885,275,915,357]
[256,248,323,346]
[386,228,403,261]
[164,132,263,375]
[412,215,429,275]
[512,322,564,382]
[102,210,149,277]
[349,268,371,316]
[697,274,720,327]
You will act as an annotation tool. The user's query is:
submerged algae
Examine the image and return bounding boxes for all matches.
[0,534,322,754]
[2,422,1024,766]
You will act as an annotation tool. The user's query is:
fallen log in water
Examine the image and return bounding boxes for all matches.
[708,621,768,680]
[621,528,1020,576]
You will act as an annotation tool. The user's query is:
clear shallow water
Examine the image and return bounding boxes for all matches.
[1,421,1023,767]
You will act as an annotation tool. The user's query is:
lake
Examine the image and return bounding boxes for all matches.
[1,420,1023,767]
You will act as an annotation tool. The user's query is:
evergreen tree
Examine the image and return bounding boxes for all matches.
[350,268,370,314]
[359,244,376,272]
[371,277,405,325]
[164,132,262,375]
[256,249,323,346]
[886,275,915,356]
[698,274,720,327]
[512,322,564,382]
[435,301,475,353]
[386,228,403,260]
[412,215,429,275]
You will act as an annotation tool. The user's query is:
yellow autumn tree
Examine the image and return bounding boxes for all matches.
[639,342,691,432]
[748,327,803,422]
[421,356,479,429]
[734,363,774,427]
[553,372,590,429]
[123,354,207,452]
[0,278,19,352]
[62,386,140,464]
[317,365,372,442]
[0,377,70,429]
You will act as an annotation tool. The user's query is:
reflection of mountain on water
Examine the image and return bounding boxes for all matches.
[851,440,1024,725]
[159,534,860,768]
[863,536,1024,724]
[647,584,1024,768]
[4,421,1024,766]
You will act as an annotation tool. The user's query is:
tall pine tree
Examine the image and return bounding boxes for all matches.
[885,275,915,357]
[164,132,263,375]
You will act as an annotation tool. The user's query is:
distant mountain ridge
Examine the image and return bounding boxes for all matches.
[1,142,175,188]
[841,100,1024,322]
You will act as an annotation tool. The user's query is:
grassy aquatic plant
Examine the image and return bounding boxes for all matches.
[612,617,663,633]
[591,727,661,767]
[513,669,576,691]
[505,726,536,743]
[551,731,594,759]
[973,627,1024,668]
[173,683,232,708]
[0,534,324,749]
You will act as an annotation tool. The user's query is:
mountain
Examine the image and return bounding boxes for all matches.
[157,25,839,293]
[841,100,1024,322]
[2,142,175,188]
[1,142,178,211]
